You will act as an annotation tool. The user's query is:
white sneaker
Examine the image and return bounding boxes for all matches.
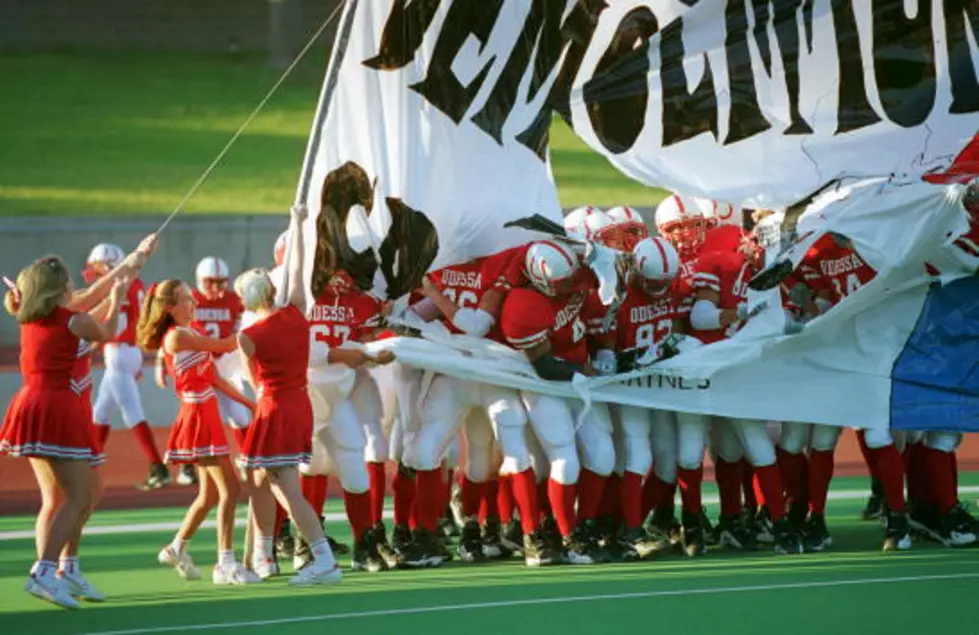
[213,562,262,585]
[25,574,80,609]
[251,556,279,580]
[287,559,343,587]
[158,546,202,580]
[59,570,106,602]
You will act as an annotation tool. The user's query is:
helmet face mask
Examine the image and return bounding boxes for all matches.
[525,241,582,298]
[660,217,707,256]
[200,277,229,300]
[196,257,231,300]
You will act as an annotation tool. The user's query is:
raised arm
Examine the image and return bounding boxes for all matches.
[280,204,307,313]
[69,234,158,313]
[69,279,125,343]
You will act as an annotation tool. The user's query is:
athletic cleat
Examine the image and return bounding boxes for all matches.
[275,520,295,559]
[25,574,79,609]
[390,524,413,554]
[648,505,683,548]
[788,501,808,534]
[287,560,343,586]
[718,514,757,551]
[581,519,614,563]
[541,515,563,551]
[935,505,979,547]
[374,522,405,569]
[563,526,600,565]
[618,526,666,560]
[176,464,198,487]
[59,570,106,602]
[701,507,719,546]
[882,511,912,552]
[681,512,706,557]
[772,516,804,555]
[861,480,885,520]
[213,562,262,585]
[501,518,524,554]
[802,513,833,552]
[158,546,201,580]
[352,528,388,573]
[481,518,508,559]
[137,463,172,491]
[752,506,775,544]
[251,556,279,580]
[327,535,350,556]
[402,528,444,568]
[439,507,461,540]
[523,530,559,567]
[458,520,487,562]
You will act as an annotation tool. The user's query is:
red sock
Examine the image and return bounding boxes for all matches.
[415,469,443,532]
[132,421,163,465]
[922,447,957,512]
[714,458,744,517]
[497,474,514,524]
[599,473,621,519]
[440,468,453,511]
[856,430,878,480]
[461,477,484,518]
[808,449,835,515]
[96,423,111,448]
[343,490,374,542]
[676,466,704,515]
[777,448,806,507]
[741,459,758,508]
[511,469,540,536]
[949,451,959,495]
[537,479,552,518]
[392,469,416,527]
[753,464,785,522]
[620,471,644,529]
[274,501,288,535]
[232,428,247,451]
[904,441,927,503]
[367,461,386,525]
[547,478,577,537]
[869,445,907,513]
[479,477,500,524]
[641,474,675,520]
[576,469,607,522]
[302,475,328,516]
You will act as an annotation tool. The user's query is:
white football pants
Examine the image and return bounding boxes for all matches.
[351,368,389,464]
[618,405,678,483]
[521,393,614,484]
[712,417,777,467]
[93,343,146,427]
[778,422,841,454]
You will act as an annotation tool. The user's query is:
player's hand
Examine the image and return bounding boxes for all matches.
[719,308,741,327]
[290,203,308,222]
[154,363,168,389]
[372,350,395,366]
[337,348,370,369]
[420,276,439,297]
[581,363,599,377]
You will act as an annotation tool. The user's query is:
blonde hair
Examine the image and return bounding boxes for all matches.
[5,256,70,323]
[234,268,275,312]
[136,279,182,352]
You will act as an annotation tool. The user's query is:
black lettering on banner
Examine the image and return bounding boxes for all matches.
[583,7,659,153]
[872,0,937,127]
[723,0,773,145]
[944,0,979,114]
[750,0,814,135]
[751,0,773,74]
[831,0,881,133]
[363,0,443,70]
[408,0,504,123]
[515,0,610,159]
[314,162,438,299]
[660,18,719,146]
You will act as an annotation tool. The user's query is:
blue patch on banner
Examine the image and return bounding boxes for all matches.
[891,276,979,431]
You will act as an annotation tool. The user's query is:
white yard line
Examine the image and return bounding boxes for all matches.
[82,572,979,635]
[3,486,979,541]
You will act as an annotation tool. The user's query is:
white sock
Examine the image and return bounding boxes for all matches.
[309,538,336,568]
[58,556,79,575]
[255,537,274,561]
[218,550,236,567]
[32,560,57,582]
[170,538,187,554]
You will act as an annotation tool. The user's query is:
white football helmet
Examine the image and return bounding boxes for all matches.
[696,198,743,228]
[655,194,708,257]
[563,206,614,243]
[606,205,649,250]
[633,237,680,295]
[86,243,126,268]
[196,256,230,299]
[274,230,290,267]
[524,240,581,297]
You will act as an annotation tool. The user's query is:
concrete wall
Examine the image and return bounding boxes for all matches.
[0,0,341,53]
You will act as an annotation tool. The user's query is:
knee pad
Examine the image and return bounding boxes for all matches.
[676,412,708,470]
[809,424,841,452]
[332,445,370,494]
[904,430,925,445]
[115,374,146,427]
[731,418,777,467]
[619,406,653,477]
[624,434,653,478]
[778,422,812,454]
[861,427,894,450]
[549,443,580,485]
[525,395,577,453]
[925,431,962,453]
[494,420,532,475]
[363,418,389,463]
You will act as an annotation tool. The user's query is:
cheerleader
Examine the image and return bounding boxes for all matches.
[0,240,154,608]
[235,203,342,586]
[136,280,259,585]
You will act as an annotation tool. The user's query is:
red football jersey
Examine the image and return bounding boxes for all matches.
[799,234,877,306]
[615,285,681,352]
[672,256,699,315]
[308,285,384,348]
[484,244,532,291]
[110,279,145,346]
[500,287,602,365]
[427,256,512,341]
[192,289,244,339]
[689,250,755,344]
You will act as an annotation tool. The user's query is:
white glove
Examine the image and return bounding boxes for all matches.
[593,349,617,376]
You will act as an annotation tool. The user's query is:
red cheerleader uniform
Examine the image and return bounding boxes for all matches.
[162,327,228,463]
[0,307,93,461]
[71,340,105,467]
[238,304,312,469]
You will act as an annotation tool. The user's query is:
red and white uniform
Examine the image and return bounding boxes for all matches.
[162,328,228,464]
[72,340,106,466]
[615,286,681,353]
[797,234,877,305]
[689,250,755,344]
[239,305,313,469]
[0,307,95,461]
[93,279,147,429]
[501,287,597,364]
[192,289,251,429]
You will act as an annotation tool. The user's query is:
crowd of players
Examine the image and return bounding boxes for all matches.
[3,188,979,610]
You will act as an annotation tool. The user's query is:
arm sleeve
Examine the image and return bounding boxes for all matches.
[451,307,496,337]
[690,299,723,331]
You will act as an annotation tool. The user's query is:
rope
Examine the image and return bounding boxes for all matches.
[156,1,345,234]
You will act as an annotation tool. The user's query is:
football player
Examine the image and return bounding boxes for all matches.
[606,205,650,251]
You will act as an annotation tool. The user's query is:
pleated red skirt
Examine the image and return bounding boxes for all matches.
[238,390,312,470]
[0,386,93,461]
[164,397,229,464]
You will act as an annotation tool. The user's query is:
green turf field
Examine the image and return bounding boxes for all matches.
[2,475,978,634]
[0,53,665,216]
